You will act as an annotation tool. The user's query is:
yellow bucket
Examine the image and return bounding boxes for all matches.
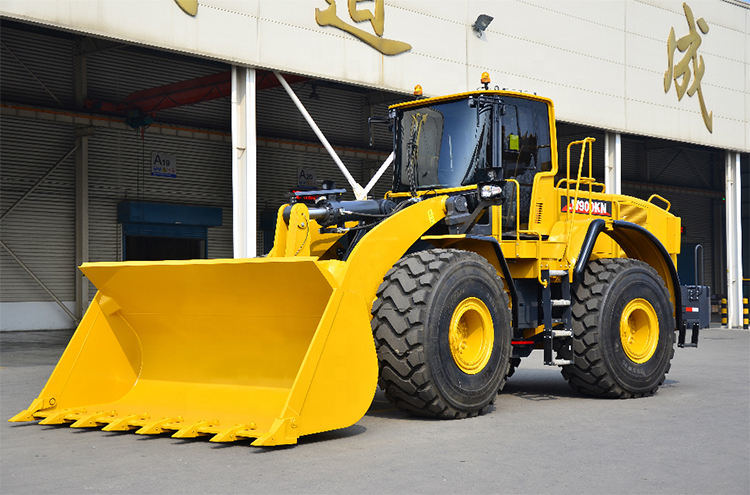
[9,257,378,446]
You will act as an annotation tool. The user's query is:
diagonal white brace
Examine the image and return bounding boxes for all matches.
[273,71,366,200]
[362,152,395,198]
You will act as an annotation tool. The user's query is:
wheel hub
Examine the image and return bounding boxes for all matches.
[619,298,659,364]
[448,297,494,374]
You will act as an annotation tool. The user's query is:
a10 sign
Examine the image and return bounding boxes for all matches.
[151,151,177,178]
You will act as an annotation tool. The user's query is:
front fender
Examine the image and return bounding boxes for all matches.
[342,195,448,303]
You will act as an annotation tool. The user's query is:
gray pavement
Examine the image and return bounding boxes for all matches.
[1,327,748,494]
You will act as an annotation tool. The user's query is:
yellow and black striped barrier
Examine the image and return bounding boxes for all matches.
[744,298,749,330]
[721,298,727,326]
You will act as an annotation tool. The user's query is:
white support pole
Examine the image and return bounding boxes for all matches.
[273,71,366,200]
[604,132,621,195]
[725,151,744,328]
[231,66,257,258]
[362,152,394,197]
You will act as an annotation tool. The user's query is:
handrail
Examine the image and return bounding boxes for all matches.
[565,138,596,221]
[563,137,596,262]
[555,177,606,193]
[647,194,671,212]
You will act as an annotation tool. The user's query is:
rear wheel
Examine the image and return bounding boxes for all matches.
[371,249,512,418]
[562,258,675,398]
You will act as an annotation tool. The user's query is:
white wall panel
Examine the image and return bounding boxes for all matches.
[488,1,626,65]
[2,0,746,150]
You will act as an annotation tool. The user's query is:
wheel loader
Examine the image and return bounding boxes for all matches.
[10,75,706,446]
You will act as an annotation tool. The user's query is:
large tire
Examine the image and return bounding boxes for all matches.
[562,258,675,398]
[371,249,512,418]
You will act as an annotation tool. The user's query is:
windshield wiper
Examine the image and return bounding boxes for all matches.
[406,113,427,196]
[460,109,490,185]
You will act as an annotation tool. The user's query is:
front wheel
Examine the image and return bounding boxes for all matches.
[562,258,675,398]
[371,249,512,418]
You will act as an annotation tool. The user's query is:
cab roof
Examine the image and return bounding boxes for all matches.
[388,90,554,111]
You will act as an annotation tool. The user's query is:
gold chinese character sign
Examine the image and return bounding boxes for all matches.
[664,2,712,133]
[174,0,197,16]
[316,0,412,56]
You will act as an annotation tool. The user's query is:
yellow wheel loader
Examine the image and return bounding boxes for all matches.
[10,78,705,446]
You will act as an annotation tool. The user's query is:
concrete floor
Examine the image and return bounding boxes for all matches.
[1,328,748,494]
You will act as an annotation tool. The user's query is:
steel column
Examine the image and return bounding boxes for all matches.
[74,130,90,317]
[231,66,257,258]
[725,151,744,328]
[74,42,91,318]
[604,132,621,195]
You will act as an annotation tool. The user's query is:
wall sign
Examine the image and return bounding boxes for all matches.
[297,167,317,186]
[151,152,177,178]
[315,0,411,55]
[663,2,713,133]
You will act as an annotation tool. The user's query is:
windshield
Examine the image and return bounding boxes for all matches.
[394,98,491,192]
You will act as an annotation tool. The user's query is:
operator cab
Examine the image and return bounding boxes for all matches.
[390,87,554,233]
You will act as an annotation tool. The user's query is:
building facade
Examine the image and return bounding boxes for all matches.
[0,0,747,330]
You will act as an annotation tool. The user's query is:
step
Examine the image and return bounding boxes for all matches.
[552,329,573,338]
[553,359,573,366]
[551,299,571,307]
[549,270,568,277]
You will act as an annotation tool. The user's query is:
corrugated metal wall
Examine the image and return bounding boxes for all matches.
[87,46,229,131]
[0,25,74,108]
[0,117,76,302]
[1,21,395,313]
[258,84,366,148]
[87,128,233,300]
[621,137,725,291]
[1,22,235,308]
[555,123,605,182]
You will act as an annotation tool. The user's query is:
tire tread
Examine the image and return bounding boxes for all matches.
[561,258,675,398]
[372,249,510,418]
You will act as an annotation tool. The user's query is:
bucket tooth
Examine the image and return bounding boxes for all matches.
[210,423,258,443]
[8,398,45,422]
[102,414,148,432]
[136,417,183,435]
[71,411,117,428]
[38,409,84,425]
[172,420,217,439]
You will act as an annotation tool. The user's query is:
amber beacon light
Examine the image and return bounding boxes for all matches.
[481,72,491,89]
[413,84,423,96]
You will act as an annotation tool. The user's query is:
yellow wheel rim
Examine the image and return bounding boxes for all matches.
[448,297,494,374]
[620,298,659,364]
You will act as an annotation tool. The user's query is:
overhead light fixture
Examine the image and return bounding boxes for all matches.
[472,14,493,38]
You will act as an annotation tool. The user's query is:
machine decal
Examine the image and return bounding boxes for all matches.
[560,196,612,217]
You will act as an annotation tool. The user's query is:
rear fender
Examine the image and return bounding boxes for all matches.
[574,220,682,329]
